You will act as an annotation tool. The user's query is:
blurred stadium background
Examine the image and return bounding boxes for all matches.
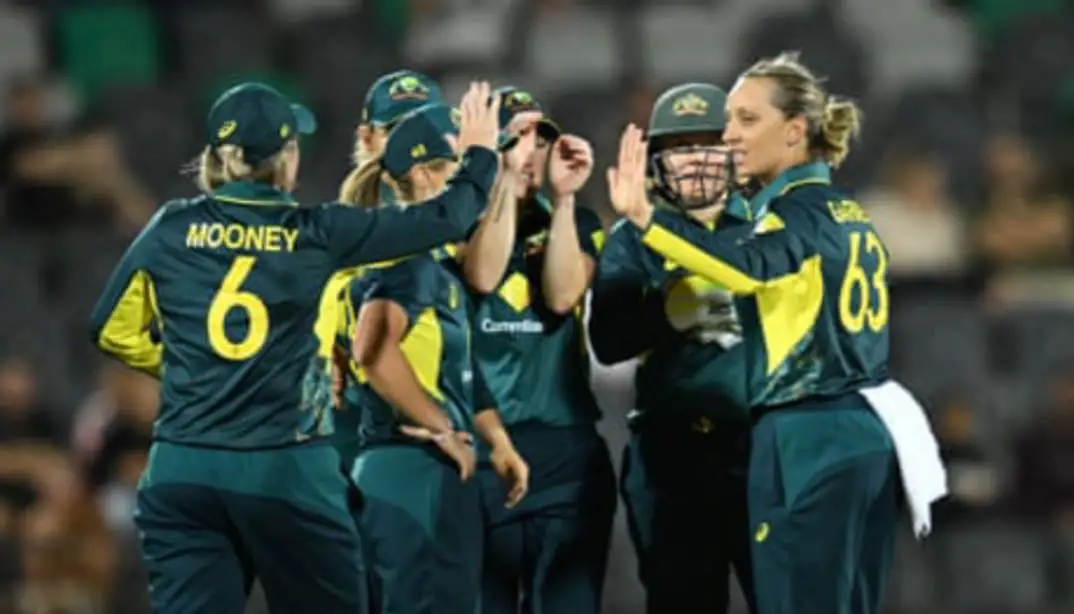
[1,0,1074,612]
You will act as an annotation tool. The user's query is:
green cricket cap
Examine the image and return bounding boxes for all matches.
[648,83,727,140]
[363,70,443,128]
[382,103,458,179]
[494,86,561,146]
[206,82,316,164]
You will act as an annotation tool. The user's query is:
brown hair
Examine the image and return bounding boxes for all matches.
[338,155,454,207]
[196,142,294,192]
[741,51,862,168]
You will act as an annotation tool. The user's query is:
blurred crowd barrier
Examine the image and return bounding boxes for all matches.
[2,0,1074,612]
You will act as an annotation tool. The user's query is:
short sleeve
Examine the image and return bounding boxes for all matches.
[360,258,439,329]
[471,364,497,411]
[575,206,605,259]
[595,219,646,284]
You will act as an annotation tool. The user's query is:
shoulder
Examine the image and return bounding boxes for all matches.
[767,184,844,230]
[371,253,437,284]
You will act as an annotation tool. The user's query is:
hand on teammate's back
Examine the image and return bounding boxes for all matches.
[457,81,501,153]
[399,426,477,481]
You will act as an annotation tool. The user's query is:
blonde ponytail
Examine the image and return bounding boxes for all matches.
[339,154,386,207]
[197,142,293,192]
[741,51,863,169]
[818,98,862,169]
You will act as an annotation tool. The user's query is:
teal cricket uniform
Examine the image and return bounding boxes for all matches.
[590,195,758,614]
[469,196,616,614]
[340,251,486,614]
[89,148,497,614]
[637,162,899,614]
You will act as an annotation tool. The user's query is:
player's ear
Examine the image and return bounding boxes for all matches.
[785,114,807,149]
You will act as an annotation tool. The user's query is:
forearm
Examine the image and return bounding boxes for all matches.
[462,172,519,293]
[0,445,66,480]
[365,347,455,433]
[103,172,155,231]
[542,195,592,314]
[474,408,514,451]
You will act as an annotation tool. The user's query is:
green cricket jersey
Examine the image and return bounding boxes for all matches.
[338,251,491,445]
[469,196,604,427]
[638,162,890,408]
[590,196,758,419]
[88,146,498,449]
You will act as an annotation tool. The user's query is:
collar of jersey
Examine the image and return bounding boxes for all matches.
[213,181,298,207]
[748,161,830,216]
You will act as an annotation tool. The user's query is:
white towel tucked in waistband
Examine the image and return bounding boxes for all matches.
[860,380,948,539]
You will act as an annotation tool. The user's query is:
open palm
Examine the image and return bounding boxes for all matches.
[607,124,653,226]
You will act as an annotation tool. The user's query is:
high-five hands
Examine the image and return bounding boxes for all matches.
[457,82,502,153]
[607,124,654,227]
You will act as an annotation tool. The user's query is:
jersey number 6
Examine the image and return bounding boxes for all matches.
[208,256,270,360]
[838,231,889,334]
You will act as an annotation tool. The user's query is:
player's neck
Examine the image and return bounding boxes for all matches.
[688,201,724,226]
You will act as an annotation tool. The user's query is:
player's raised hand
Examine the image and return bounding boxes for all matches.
[549,134,594,198]
[490,444,530,508]
[458,81,501,153]
[607,123,654,227]
[504,126,538,174]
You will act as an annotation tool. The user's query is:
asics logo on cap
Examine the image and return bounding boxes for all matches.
[217,120,238,140]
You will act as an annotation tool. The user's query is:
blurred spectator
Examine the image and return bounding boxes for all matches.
[862,146,969,279]
[15,499,117,614]
[1014,365,1074,524]
[71,365,154,534]
[974,133,1074,270]
[931,393,1003,524]
[0,76,154,236]
[0,357,63,446]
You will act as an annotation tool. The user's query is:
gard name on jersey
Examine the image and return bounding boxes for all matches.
[479,318,545,334]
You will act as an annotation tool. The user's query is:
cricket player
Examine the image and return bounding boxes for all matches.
[590,82,756,614]
[337,102,530,614]
[89,81,501,614]
[460,87,616,614]
[340,69,444,205]
[608,53,917,614]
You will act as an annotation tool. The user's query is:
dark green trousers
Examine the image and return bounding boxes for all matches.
[352,443,483,614]
[135,441,366,614]
[620,413,755,614]
[749,394,900,614]
[477,423,616,614]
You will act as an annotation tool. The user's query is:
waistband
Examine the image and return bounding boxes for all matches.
[628,408,749,440]
[152,437,329,452]
[751,391,867,425]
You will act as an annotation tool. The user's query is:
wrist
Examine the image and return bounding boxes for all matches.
[430,429,456,443]
[552,193,576,208]
[628,203,654,229]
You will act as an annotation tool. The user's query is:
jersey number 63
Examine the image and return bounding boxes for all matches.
[838,230,889,334]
